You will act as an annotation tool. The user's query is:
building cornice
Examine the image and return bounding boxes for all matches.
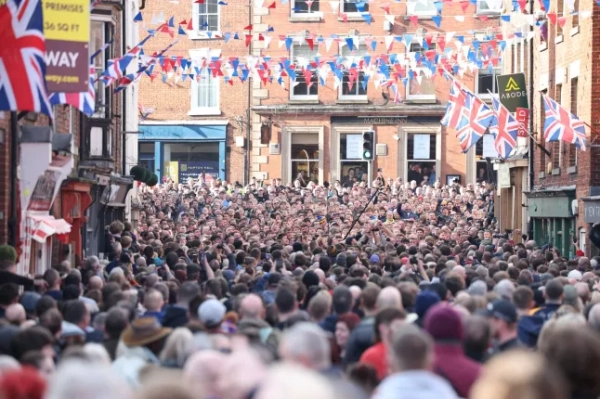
[252,104,447,116]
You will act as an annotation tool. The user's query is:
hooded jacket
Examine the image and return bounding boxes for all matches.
[373,370,459,399]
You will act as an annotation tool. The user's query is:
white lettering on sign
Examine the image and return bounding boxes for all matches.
[45,51,80,68]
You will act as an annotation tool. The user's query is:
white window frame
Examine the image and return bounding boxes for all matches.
[191,0,221,40]
[476,63,501,99]
[476,0,502,15]
[90,16,113,119]
[401,126,441,183]
[282,126,324,184]
[406,42,436,102]
[338,42,368,100]
[342,0,370,14]
[290,0,321,19]
[290,42,319,101]
[406,0,437,17]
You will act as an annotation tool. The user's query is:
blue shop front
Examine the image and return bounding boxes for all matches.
[138,123,227,183]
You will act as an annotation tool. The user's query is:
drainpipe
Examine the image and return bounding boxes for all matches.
[8,112,18,247]
[528,0,534,193]
[245,0,252,186]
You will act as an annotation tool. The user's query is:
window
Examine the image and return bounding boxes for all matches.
[572,0,579,27]
[291,43,319,100]
[551,84,563,169]
[196,0,219,33]
[191,68,219,114]
[477,61,501,97]
[292,0,320,13]
[339,133,369,187]
[406,0,437,16]
[406,133,437,184]
[291,133,320,183]
[475,134,498,184]
[539,91,547,174]
[477,0,502,14]
[339,44,367,99]
[557,0,564,35]
[343,0,369,13]
[406,43,436,101]
[569,78,578,167]
[90,19,112,119]
[87,122,112,158]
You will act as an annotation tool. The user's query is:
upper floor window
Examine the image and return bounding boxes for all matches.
[339,43,367,99]
[193,0,220,37]
[406,0,437,16]
[190,68,220,115]
[290,43,319,100]
[406,43,436,101]
[476,0,502,14]
[90,18,113,119]
[476,56,502,98]
[343,0,369,13]
[292,0,320,14]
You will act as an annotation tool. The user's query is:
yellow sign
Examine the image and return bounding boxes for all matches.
[505,77,521,91]
[164,161,179,183]
[43,0,90,42]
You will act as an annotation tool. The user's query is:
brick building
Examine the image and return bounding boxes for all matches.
[136,0,249,185]
[0,0,135,271]
[523,0,600,256]
[249,0,502,186]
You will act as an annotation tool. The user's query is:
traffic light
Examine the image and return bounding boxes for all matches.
[362,130,375,160]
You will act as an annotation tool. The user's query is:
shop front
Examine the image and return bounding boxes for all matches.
[61,179,94,266]
[526,187,577,257]
[18,127,74,275]
[138,123,227,183]
[581,197,600,256]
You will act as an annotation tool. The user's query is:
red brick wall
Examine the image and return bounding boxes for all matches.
[255,2,500,182]
[137,1,249,183]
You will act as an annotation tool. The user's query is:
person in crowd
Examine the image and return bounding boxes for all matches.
[373,324,458,399]
[0,171,598,399]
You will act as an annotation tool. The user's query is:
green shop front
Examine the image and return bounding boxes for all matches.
[526,187,577,258]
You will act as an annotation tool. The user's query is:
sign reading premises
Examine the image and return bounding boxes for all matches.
[496,73,529,112]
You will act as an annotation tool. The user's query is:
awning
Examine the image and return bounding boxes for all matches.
[29,215,71,243]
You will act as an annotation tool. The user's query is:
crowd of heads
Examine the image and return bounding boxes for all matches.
[0,174,598,399]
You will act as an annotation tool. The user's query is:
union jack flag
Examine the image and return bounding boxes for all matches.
[101,35,153,85]
[490,97,518,159]
[543,94,587,151]
[48,66,95,116]
[0,0,53,118]
[455,92,494,152]
[441,80,468,127]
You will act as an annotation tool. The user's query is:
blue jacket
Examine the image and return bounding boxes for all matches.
[517,314,544,347]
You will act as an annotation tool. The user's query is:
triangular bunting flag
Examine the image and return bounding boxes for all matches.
[134,11,143,22]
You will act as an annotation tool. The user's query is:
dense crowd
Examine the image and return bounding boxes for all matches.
[0,172,599,399]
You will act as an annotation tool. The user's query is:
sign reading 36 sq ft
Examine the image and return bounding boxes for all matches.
[496,73,529,113]
[43,0,90,93]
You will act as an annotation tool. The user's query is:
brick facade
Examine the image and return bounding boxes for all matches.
[137,0,249,184]
[250,2,501,185]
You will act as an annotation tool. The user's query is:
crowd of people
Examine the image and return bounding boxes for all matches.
[0,173,599,399]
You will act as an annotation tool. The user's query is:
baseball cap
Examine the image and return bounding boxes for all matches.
[198,299,226,328]
[484,300,518,323]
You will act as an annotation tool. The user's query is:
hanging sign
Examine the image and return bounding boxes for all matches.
[44,0,90,92]
[496,73,529,112]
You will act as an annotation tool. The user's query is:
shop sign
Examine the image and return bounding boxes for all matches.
[44,0,90,92]
[496,73,529,112]
[584,202,600,224]
[179,161,220,183]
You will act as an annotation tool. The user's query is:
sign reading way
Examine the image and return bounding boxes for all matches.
[44,0,90,93]
[496,73,529,112]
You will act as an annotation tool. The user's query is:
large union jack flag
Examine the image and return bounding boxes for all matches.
[455,92,494,152]
[490,97,518,159]
[0,0,53,118]
[441,80,468,127]
[543,94,587,151]
[49,66,95,116]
